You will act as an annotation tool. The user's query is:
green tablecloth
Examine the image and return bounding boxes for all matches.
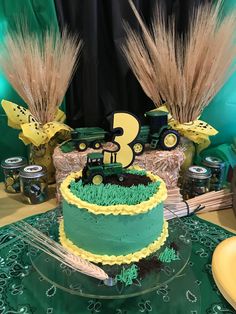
[0,210,235,314]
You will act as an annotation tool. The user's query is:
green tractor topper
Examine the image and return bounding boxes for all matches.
[132,110,180,156]
[82,152,124,185]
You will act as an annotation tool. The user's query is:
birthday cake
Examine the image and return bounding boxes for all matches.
[60,162,168,266]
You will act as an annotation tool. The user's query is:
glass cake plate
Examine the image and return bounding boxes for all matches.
[29,213,192,300]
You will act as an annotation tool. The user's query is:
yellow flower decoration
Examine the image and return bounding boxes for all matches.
[2,100,72,147]
[152,106,218,152]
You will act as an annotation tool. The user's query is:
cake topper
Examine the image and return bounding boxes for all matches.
[82,152,124,185]
[103,112,140,168]
[81,112,140,184]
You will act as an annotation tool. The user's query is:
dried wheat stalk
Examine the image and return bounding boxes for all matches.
[12,221,108,281]
[0,27,82,124]
[123,0,236,123]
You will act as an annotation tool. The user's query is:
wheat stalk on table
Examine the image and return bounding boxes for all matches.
[12,221,108,281]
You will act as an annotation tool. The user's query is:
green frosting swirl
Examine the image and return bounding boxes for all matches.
[70,180,160,206]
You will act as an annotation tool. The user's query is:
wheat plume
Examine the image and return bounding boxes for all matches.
[12,221,109,281]
[0,26,82,124]
[123,0,236,123]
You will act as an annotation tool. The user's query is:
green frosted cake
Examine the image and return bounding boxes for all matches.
[60,168,168,265]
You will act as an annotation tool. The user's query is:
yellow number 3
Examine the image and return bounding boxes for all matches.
[104,112,140,168]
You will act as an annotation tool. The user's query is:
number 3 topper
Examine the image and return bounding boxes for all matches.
[103,112,141,168]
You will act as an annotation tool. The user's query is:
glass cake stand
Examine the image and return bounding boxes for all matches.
[29,213,192,300]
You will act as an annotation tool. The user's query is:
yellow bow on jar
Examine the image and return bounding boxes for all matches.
[1,100,72,146]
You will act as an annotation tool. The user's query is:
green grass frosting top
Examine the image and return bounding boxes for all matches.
[70,174,161,206]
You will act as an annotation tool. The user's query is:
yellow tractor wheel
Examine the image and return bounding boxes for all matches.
[93,141,102,150]
[92,174,104,185]
[77,141,88,151]
[132,142,145,155]
[159,129,180,150]
[164,134,178,148]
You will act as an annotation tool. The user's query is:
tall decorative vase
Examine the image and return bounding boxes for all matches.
[29,139,58,184]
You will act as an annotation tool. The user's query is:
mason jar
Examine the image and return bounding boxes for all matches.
[1,157,27,193]
[182,166,211,200]
[202,156,226,191]
[20,165,48,204]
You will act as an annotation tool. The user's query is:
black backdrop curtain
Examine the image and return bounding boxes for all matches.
[54,0,205,129]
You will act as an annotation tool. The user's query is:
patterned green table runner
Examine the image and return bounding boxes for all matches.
[0,209,235,314]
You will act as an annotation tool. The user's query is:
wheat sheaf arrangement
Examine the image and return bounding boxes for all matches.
[123,0,236,123]
[0,26,82,182]
[0,27,82,124]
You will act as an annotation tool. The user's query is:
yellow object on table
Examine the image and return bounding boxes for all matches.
[212,236,236,310]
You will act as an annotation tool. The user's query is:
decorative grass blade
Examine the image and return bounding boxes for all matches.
[12,221,108,281]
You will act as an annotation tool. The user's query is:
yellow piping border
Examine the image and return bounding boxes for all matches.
[60,168,167,216]
[59,220,168,265]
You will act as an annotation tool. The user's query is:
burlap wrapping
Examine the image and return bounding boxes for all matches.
[53,144,185,202]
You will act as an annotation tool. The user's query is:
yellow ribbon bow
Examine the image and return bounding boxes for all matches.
[1,100,72,146]
[153,106,218,153]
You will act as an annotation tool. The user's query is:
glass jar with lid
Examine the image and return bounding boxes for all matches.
[1,156,27,193]
[20,165,48,204]
[182,165,211,200]
[202,156,226,191]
